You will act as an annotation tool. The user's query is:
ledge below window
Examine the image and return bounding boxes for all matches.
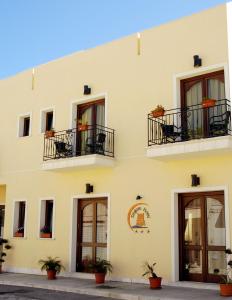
[42,154,115,171]
[146,136,232,160]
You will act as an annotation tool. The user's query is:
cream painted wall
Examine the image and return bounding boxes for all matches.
[0,4,231,282]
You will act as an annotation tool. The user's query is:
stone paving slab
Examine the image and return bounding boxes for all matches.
[0,273,224,300]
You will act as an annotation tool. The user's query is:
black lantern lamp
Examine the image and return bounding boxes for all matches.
[193,55,202,67]
[191,174,200,186]
[86,183,93,193]
[136,195,143,200]
[84,85,91,95]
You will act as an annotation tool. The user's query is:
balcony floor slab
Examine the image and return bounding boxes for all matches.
[42,154,115,171]
[146,135,232,160]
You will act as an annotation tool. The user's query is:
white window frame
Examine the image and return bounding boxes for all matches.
[38,197,55,240]
[39,107,55,134]
[12,199,27,238]
[17,112,32,138]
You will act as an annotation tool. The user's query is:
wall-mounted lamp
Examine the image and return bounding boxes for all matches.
[86,183,93,193]
[136,195,143,200]
[191,174,200,187]
[84,85,91,95]
[193,55,202,67]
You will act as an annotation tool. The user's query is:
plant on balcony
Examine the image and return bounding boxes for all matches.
[14,227,24,237]
[142,261,162,289]
[214,249,232,296]
[40,225,52,239]
[39,256,65,280]
[0,238,12,273]
[87,258,113,284]
[202,97,216,108]
[45,128,55,138]
[151,105,165,118]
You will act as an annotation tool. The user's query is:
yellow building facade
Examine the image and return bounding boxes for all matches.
[0,2,232,284]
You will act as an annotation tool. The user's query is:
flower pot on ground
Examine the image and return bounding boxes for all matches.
[142,261,162,289]
[45,129,55,138]
[88,258,113,284]
[40,226,52,239]
[0,238,12,273]
[39,256,64,280]
[151,105,165,118]
[214,249,232,296]
[14,227,24,237]
[202,98,216,108]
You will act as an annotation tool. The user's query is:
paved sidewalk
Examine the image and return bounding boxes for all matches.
[0,273,223,300]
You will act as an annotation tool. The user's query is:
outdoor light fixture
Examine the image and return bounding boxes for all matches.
[191,174,200,186]
[84,85,91,95]
[136,195,143,200]
[86,183,93,193]
[193,55,202,67]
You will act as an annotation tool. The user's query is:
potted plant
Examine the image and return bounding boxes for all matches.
[142,261,162,289]
[40,226,52,239]
[0,238,12,273]
[215,249,232,296]
[45,128,55,138]
[78,121,88,131]
[151,105,165,118]
[202,97,216,108]
[88,258,112,284]
[39,256,64,280]
[14,227,24,237]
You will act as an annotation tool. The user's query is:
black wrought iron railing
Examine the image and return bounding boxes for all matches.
[43,124,115,161]
[148,99,231,146]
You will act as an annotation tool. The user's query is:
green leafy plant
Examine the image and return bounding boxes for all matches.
[88,258,112,274]
[38,257,64,274]
[142,261,158,278]
[0,238,12,265]
[214,249,232,284]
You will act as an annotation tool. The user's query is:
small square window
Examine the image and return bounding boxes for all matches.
[40,200,54,238]
[13,201,26,237]
[18,114,31,137]
[41,109,54,133]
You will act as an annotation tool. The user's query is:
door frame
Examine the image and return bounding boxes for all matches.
[69,193,110,273]
[171,186,230,282]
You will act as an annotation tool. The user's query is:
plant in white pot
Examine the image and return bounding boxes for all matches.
[142,261,162,289]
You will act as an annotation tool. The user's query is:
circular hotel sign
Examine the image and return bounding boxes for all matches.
[127,203,151,233]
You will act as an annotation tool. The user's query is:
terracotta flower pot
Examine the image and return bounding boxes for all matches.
[151,110,165,118]
[149,277,162,289]
[220,283,232,296]
[95,273,106,284]
[45,130,55,138]
[40,233,52,238]
[78,124,88,131]
[14,232,24,237]
[47,270,57,280]
[202,99,216,108]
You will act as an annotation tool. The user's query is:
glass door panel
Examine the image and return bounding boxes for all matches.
[96,203,107,243]
[184,198,202,246]
[185,250,202,274]
[208,251,226,275]
[207,198,225,246]
[81,204,93,243]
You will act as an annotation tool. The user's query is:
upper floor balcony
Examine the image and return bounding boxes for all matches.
[147,99,232,159]
[42,124,115,170]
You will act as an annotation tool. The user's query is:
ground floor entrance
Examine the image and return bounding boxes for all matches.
[76,197,107,272]
[179,191,226,283]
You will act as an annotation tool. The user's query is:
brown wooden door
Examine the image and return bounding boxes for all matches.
[179,192,226,283]
[180,71,225,138]
[76,198,107,272]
